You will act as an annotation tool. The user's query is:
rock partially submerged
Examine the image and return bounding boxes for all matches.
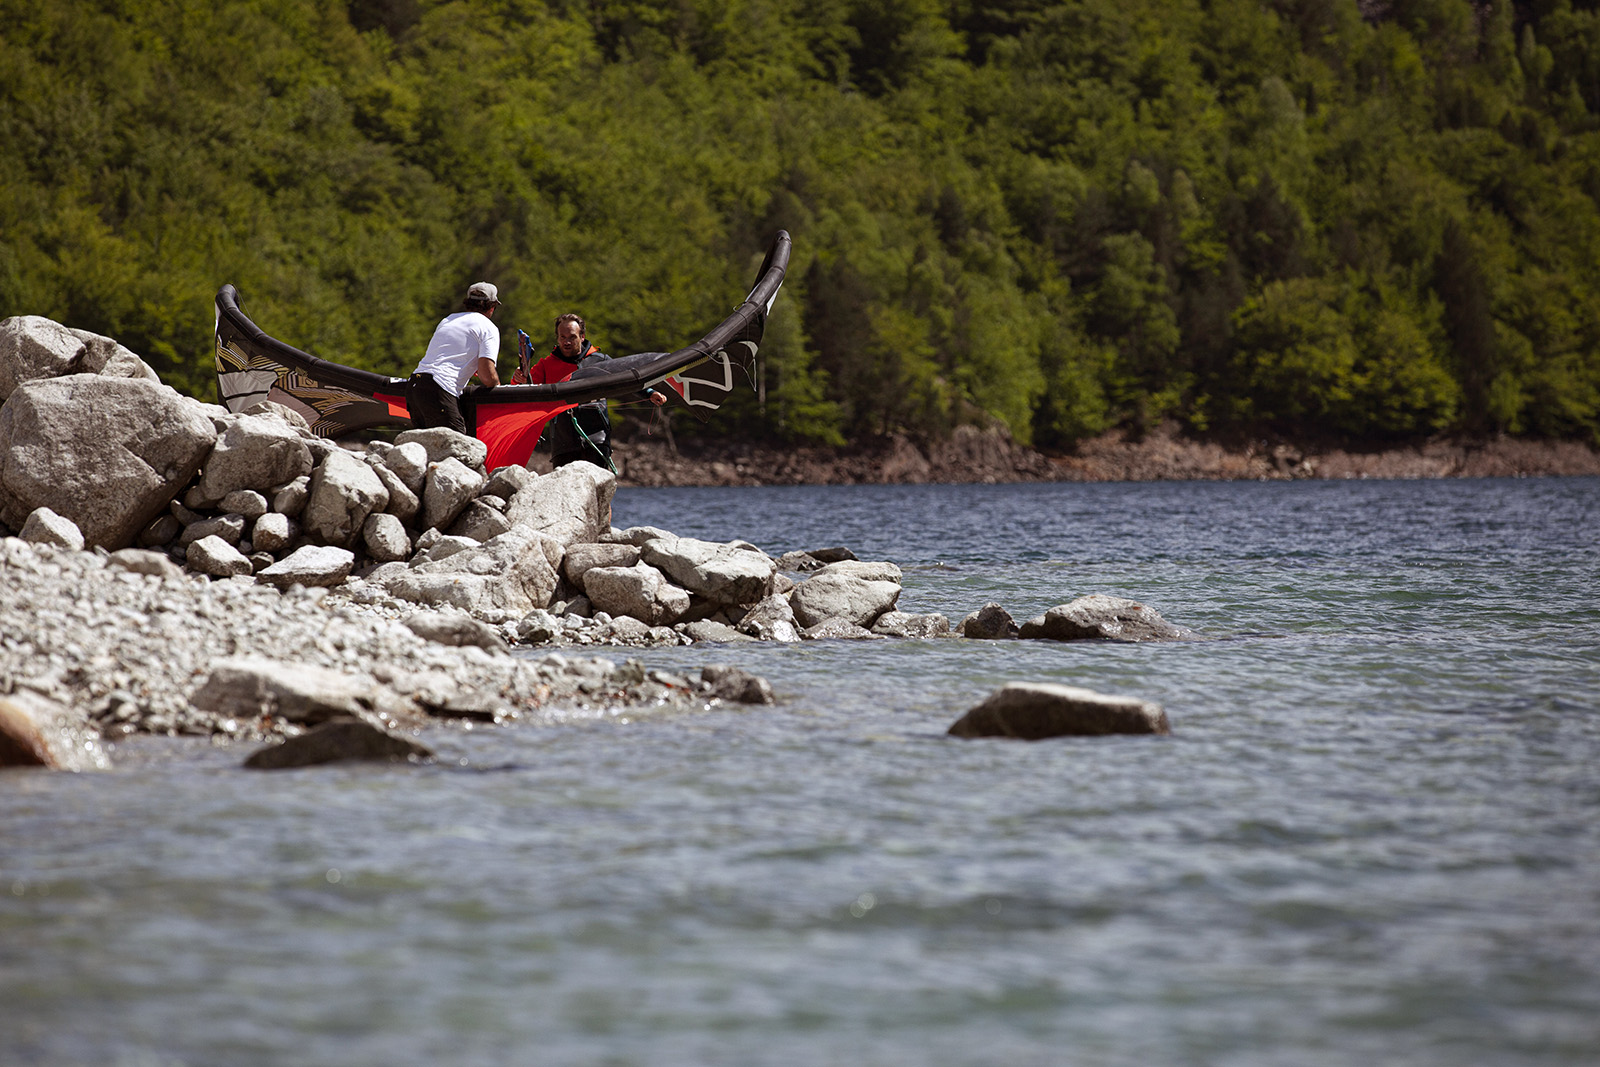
[1018,595,1186,642]
[243,718,433,769]
[948,683,1171,739]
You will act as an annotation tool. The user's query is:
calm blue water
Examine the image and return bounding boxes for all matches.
[3,478,1598,1066]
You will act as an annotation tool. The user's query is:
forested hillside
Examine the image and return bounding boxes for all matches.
[3,0,1598,448]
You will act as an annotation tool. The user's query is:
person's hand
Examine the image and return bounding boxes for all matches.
[649,390,667,406]
[510,368,529,385]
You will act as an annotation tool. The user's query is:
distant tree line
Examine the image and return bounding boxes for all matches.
[2,0,1597,448]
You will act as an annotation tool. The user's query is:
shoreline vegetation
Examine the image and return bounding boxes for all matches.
[602,424,1600,487]
[5,1,1599,455]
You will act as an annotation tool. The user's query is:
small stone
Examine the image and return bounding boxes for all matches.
[186,535,253,577]
[20,507,84,551]
[256,545,355,589]
[251,512,295,553]
[219,489,269,520]
[403,610,507,652]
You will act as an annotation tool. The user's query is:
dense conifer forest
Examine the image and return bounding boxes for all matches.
[3,0,1598,449]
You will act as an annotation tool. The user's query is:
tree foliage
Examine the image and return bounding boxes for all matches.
[2,0,1597,446]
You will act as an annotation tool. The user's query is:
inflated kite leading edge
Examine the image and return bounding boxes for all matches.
[213,230,790,470]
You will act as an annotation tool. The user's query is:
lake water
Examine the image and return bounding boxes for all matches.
[3,478,1598,1065]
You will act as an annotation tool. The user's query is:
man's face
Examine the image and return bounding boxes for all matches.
[556,321,585,359]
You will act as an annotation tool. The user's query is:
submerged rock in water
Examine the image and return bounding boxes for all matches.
[870,610,951,638]
[960,603,1019,640]
[701,665,775,704]
[1017,594,1184,642]
[243,718,433,769]
[948,682,1170,739]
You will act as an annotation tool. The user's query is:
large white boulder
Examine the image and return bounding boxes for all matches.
[383,525,561,620]
[638,535,775,606]
[582,561,690,625]
[195,414,313,505]
[394,427,487,470]
[0,376,216,549]
[195,412,313,505]
[302,449,388,548]
[788,571,900,629]
[421,457,484,531]
[504,462,616,547]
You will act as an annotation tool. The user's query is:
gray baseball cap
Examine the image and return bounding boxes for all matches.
[467,281,499,303]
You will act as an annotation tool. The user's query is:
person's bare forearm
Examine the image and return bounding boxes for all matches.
[476,356,500,387]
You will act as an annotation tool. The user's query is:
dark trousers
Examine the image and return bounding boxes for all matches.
[406,374,465,434]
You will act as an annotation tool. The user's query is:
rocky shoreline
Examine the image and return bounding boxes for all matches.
[1,314,1191,770]
[605,422,1600,487]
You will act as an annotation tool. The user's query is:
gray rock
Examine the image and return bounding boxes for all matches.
[186,535,253,577]
[947,682,1171,739]
[1018,595,1185,642]
[67,327,160,383]
[801,617,884,640]
[271,475,310,517]
[219,489,269,520]
[684,619,757,643]
[384,526,561,619]
[180,514,246,547]
[516,609,562,644]
[138,513,181,548]
[961,603,1019,640]
[701,665,776,704]
[195,413,314,505]
[256,544,355,589]
[372,463,419,525]
[606,524,673,547]
[362,512,411,563]
[0,376,216,549]
[561,542,641,586]
[871,611,951,638]
[303,449,388,548]
[107,547,183,580]
[421,457,483,532]
[412,533,478,565]
[789,572,900,628]
[505,462,617,547]
[190,656,380,724]
[736,594,802,642]
[775,550,825,572]
[639,535,776,607]
[383,441,429,494]
[583,561,690,625]
[447,499,513,543]
[0,690,110,771]
[482,464,533,500]
[393,427,487,471]
[251,512,295,553]
[0,316,88,400]
[20,507,84,551]
[240,400,312,435]
[403,610,507,652]
[814,559,901,584]
[243,719,432,769]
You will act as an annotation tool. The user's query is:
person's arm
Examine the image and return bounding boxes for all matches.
[475,355,500,388]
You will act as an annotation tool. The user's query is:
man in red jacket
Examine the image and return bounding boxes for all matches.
[512,313,665,469]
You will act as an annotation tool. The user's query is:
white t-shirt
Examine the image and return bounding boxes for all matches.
[415,311,499,396]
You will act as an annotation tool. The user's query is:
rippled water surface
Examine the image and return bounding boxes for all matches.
[4,478,1598,1066]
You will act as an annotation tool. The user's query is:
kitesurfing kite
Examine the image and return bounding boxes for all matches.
[213,231,790,471]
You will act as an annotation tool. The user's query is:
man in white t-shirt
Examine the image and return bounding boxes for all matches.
[406,281,503,434]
